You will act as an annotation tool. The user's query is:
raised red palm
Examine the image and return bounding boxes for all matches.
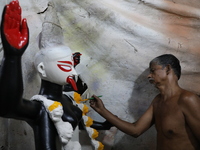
[2,0,28,50]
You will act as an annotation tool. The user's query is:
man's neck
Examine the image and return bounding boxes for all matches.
[158,81,181,100]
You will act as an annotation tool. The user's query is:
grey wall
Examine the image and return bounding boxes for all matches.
[0,0,200,149]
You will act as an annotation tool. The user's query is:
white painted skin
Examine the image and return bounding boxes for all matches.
[49,105,73,144]
[34,45,78,85]
[63,141,81,150]
[54,120,73,144]
[50,105,63,122]
[30,95,74,145]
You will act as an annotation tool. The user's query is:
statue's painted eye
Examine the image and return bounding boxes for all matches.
[57,61,73,72]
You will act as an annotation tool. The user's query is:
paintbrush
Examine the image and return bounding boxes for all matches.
[82,95,103,101]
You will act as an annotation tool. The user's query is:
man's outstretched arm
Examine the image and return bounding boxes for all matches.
[90,95,154,137]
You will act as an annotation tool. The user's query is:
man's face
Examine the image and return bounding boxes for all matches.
[147,62,167,87]
[43,51,78,89]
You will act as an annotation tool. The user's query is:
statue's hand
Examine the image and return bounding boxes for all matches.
[1,0,29,56]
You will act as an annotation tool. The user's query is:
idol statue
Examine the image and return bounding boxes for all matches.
[0,0,112,150]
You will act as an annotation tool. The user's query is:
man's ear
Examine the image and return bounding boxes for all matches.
[37,62,46,77]
[166,64,171,75]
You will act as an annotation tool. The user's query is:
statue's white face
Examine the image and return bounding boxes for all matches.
[44,54,77,84]
[35,46,78,89]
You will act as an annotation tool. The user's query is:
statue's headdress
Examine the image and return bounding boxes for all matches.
[38,1,64,49]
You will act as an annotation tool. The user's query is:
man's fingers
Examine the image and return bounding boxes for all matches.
[89,100,94,105]
[93,95,99,99]
[89,100,97,108]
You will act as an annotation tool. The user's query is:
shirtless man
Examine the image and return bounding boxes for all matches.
[90,54,200,150]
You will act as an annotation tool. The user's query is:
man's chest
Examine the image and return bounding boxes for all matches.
[153,100,185,138]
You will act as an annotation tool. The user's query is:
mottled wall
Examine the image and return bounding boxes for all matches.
[0,0,200,150]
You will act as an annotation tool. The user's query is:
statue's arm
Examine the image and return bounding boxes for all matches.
[0,0,40,119]
[91,120,113,130]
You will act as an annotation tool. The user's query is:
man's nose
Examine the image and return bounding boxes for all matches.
[147,73,151,79]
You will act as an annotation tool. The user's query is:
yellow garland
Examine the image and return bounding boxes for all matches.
[91,128,99,139]
[74,92,82,104]
[84,116,94,127]
[82,104,89,115]
[48,101,62,112]
[97,142,104,150]
[73,92,104,150]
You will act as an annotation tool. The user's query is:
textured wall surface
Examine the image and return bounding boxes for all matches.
[0,0,200,150]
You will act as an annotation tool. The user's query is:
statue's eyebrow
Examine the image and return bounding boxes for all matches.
[57,61,73,65]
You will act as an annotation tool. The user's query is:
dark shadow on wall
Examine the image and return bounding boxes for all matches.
[112,68,158,150]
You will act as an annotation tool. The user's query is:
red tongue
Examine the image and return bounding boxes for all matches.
[67,77,78,91]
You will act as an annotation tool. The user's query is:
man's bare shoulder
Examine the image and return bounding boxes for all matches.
[151,94,161,104]
[179,89,200,103]
[179,89,200,113]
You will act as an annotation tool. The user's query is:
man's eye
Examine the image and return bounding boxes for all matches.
[150,69,154,73]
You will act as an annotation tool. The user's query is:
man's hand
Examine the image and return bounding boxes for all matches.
[89,95,106,113]
[1,0,29,56]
